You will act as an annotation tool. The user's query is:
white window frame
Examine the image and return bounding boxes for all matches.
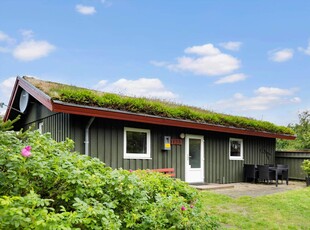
[229,138,243,160]
[124,127,151,159]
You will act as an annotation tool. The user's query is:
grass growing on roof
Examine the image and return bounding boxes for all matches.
[24,76,294,135]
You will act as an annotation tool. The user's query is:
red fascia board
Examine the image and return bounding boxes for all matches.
[4,77,53,121]
[18,77,53,110]
[52,101,296,140]
[3,78,20,121]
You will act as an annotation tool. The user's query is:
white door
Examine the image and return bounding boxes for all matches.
[185,135,204,183]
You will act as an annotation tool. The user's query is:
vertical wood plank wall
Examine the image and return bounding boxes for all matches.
[205,135,275,183]
[40,113,71,142]
[275,151,310,180]
[70,115,276,183]
[71,117,187,180]
[20,103,277,184]
[20,102,71,142]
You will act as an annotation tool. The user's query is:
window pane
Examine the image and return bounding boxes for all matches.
[230,140,241,157]
[189,139,201,168]
[126,131,147,154]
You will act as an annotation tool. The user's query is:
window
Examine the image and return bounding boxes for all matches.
[124,127,151,159]
[229,138,243,160]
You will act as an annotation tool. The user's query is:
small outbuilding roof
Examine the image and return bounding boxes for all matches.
[4,76,295,140]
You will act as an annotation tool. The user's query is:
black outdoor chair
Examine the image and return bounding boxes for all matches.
[277,164,289,184]
[257,165,276,184]
[244,164,257,183]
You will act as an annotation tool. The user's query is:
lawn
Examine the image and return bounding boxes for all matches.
[200,187,310,229]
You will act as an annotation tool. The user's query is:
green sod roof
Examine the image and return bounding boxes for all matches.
[24,76,295,136]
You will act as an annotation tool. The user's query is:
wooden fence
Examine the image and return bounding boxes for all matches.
[275,151,310,180]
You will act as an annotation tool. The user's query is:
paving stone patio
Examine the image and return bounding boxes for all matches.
[191,180,306,198]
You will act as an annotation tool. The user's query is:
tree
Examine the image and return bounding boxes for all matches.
[276,111,310,150]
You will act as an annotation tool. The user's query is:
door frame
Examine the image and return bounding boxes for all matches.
[184,134,205,183]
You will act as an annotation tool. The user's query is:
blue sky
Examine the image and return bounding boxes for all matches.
[1,0,309,126]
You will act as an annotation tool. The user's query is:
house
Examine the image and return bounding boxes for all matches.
[4,76,295,184]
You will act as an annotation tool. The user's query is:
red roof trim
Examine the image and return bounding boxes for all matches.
[18,77,53,110]
[52,101,295,140]
[4,77,53,121]
[3,78,20,121]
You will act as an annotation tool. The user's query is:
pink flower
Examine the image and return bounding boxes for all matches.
[181,206,186,211]
[129,169,133,173]
[21,146,32,157]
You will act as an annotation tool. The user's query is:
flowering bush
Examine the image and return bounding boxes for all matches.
[21,145,32,157]
[0,129,218,229]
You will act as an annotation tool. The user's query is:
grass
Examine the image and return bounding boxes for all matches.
[200,187,310,229]
[24,76,294,135]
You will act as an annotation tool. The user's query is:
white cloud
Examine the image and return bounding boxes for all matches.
[76,4,96,15]
[0,77,16,114]
[255,87,296,96]
[0,31,15,44]
[94,80,108,89]
[184,44,221,56]
[213,87,300,111]
[94,78,178,100]
[164,43,240,76]
[269,49,293,62]
[219,41,242,51]
[298,40,310,55]
[101,0,112,7]
[215,73,247,84]
[0,77,16,99]
[290,97,301,103]
[149,60,169,67]
[0,31,15,53]
[21,30,34,40]
[13,40,55,61]
[0,30,55,61]
[0,47,10,53]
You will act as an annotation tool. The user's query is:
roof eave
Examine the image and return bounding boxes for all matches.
[52,100,296,140]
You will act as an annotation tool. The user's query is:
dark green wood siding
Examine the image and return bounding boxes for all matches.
[276,151,310,180]
[205,134,275,183]
[18,102,70,142]
[17,101,277,184]
[39,113,71,142]
[66,116,184,178]
[68,116,276,183]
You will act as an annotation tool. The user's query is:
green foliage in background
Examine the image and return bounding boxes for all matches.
[0,128,218,229]
[276,110,310,150]
[301,160,310,176]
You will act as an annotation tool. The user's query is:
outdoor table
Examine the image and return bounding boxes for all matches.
[269,167,289,187]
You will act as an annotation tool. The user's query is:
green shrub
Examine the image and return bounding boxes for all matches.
[0,129,218,229]
[301,159,310,177]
